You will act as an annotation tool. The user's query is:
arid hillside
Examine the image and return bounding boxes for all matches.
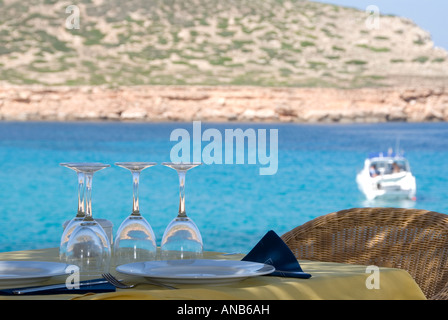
[0,0,447,88]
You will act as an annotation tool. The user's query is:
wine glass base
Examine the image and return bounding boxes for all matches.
[115,162,157,171]
[162,162,202,171]
[62,162,111,173]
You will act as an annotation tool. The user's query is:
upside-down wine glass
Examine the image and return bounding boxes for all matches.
[114,162,157,266]
[161,162,203,260]
[59,163,86,261]
[66,163,111,275]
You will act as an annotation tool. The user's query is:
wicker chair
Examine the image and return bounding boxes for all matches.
[281,207,448,300]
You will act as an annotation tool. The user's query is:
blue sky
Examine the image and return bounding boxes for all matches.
[316,0,448,50]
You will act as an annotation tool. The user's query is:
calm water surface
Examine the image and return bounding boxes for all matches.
[0,121,447,253]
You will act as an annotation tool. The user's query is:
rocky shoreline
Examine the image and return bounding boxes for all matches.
[0,85,447,123]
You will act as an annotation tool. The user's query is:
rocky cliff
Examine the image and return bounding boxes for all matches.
[1,85,447,123]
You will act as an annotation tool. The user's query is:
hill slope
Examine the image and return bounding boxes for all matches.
[1,0,447,88]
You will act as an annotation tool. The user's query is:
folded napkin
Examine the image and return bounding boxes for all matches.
[0,278,116,296]
[242,230,311,279]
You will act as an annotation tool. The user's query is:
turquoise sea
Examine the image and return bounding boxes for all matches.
[0,121,447,254]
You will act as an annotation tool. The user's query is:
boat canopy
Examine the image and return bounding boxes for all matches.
[367,157,411,173]
[368,151,405,159]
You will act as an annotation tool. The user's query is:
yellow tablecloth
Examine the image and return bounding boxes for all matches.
[0,248,426,300]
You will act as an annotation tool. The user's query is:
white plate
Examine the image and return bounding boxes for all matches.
[0,261,69,287]
[116,259,275,285]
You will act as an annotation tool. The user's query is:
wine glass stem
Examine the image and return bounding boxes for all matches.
[132,171,141,215]
[76,172,85,217]
[178,170,187,218]
[84,172,94,221]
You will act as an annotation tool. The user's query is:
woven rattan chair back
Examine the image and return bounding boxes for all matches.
[281,207,448,300]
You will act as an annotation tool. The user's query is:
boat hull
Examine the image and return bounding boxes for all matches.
[356,159,417,201]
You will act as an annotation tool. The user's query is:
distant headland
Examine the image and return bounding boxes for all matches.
[1,0,447,123]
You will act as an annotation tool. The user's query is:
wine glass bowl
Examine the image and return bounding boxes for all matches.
[65,163,111,276]
[59,163,86,261]
[113,162,157,265]
[160,216,203,258]
[161,162,203,260]
[66,221,111,273]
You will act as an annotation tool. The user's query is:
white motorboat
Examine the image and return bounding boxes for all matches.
[356,151,417,201]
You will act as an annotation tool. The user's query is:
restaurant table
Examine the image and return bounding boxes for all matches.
[0,248,426,300]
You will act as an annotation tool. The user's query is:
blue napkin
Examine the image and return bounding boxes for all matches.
[0,278,116,296]
[242,230,311,279]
